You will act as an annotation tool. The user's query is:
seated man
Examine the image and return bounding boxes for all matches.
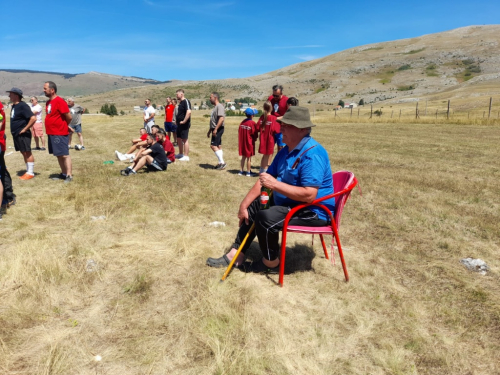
[156,129,175,164]
[121,133,168,176]
[206,107,335,273]
[116,126,160,162]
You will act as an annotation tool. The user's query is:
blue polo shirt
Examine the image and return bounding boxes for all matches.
[267,135,334,221]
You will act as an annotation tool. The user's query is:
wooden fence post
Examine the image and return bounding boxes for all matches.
[391,110,393,118]
[350,107,353,118]
[488,97,492,119]
[358,108,360,118]
[370,105,373,119]
[436,109,438,119]
[447,100,450,119]
[399,109,401,119]
[425,100,427,116]
[416,102,419,119]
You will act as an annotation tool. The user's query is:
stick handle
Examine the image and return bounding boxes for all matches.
[220,223,255,282]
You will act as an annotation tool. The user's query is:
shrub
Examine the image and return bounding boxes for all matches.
[398,64,411,71]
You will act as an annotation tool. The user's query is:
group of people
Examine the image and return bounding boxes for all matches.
[1,82,81,220]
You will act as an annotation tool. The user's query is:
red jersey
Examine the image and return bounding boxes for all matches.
[162,139,175,163]
[45,96,70,135]
[238,118,257,157]
[0,102,6,151]
[268,95,289,117]
[257,114,279,155]
[140,133,148,141]
[165,104,175,122]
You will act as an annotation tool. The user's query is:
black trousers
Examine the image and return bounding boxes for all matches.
[0,150,15,203]
[231,197,328,261]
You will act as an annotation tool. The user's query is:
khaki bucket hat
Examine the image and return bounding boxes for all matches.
[277,106,316,128]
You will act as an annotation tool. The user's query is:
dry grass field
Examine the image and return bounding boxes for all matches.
[1,111,499,374]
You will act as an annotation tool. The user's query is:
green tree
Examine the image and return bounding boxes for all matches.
[109,104,118,116]
[359,99,365,106]
[338,100,345,108]
[152,103,157,109]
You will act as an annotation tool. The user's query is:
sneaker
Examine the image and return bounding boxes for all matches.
[120,169,130,176]
[238,171,244,176]
[115,150,127,161]
[247,259,280,274]
[64,175,73,183]
[7,197,17,207]
[175,154,184,159]
[51,173,66,180]
[246,172,257,177]
[68,145,73,149]
[35,147,41,151]
[80,146,86,150]
[178,155,190,161]
[40,147,46,151]
[19,173,34,180]
[206,254,230,268]
[214,163,221,169]
[173,142,178,147]
[0,212,2,221]
[216,163,226,170]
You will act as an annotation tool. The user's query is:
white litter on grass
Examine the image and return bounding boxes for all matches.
[460,258,489,275]
[91,215,106,221]
[94,355,102,362]
[86,259,98,273]
[208,221,226,227]
[5,152,13,156]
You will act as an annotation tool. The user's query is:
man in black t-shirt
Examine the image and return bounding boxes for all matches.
[7,88,36,180]
[121,133,168,176]
[175,88,191,161]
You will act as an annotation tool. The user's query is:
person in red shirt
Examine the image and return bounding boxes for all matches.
[164,97,177,146]
[238,108,258,177]
[267,84,288,152]
[0,101,16,206]
[157,130,175,164]
[256,101,279,174]
[43,81,74,183]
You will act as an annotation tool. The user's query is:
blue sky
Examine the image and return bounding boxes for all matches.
[2,0,498,81]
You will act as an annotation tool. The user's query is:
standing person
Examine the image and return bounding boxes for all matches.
[7,88,36,180]
[268,85,288,152]
[206,107,335,273]
[43,81,73,183]
[257,101,279,174]
[67,98,86,150]
[238,108,258,177]
[175,89,191,161]
[207,92,226,169]
[172,98,179,147]
[30,97,46,151]
[0,101,16,207]
[143,99,155,133]
[164,97,177,146]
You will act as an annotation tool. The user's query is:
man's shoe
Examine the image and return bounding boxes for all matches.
[35,147,41,151]
[19,173,34,180]
[80,146,86,150]
[120,169,130,176]
[68,145,73,149]
[173,142,178,146]
[178,155,190,161]
[175,154,183,159]
[247,259,280,274]
[238,171,244,176]
[214,163,221,169]
[206,254,230,268]
[216,163,227,170]
[7,198,16,207]
[40,147,46,151]
[64,176,73,183]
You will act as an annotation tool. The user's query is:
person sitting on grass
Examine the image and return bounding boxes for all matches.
[116,126,160,162]
[121,133,168,176]
[238,108,258,177]
[156,129,175,164]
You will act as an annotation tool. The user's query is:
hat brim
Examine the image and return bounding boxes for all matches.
[277,118,316,128]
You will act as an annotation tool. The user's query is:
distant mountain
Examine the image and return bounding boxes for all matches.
[0,70,170,98]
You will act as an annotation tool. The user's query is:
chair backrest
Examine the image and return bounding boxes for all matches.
[332,171,355,228]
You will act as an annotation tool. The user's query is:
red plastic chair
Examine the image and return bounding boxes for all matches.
[279,171,358,287]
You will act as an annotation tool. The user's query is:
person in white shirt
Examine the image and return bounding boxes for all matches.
[143,99,155,133]
[30,97,46,151]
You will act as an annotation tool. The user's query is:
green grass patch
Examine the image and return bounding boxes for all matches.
[362,47,383,51]
[397,85,415,91]
[404,48,426,55]
[377,70,395,84]
[398,64,412,71]
[425,64,439,77]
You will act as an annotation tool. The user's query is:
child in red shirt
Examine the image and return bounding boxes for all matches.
[256,101,279,173]
[238,108,258,176]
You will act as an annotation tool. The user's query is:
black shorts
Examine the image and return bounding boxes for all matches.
[210,127,224,147]
[48,135,70,156]
[176,123,190,140]
[147,159,167,172]
[13,132,32,152]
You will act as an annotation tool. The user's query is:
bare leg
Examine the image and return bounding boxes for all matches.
[34,136,40,148]
[41,135,46,148]
[132,155,152,172]
[68,133,73,146]
[240,157,245,172]
[77,132,84,147]
[57,155,72,176]
[184,139,189,156]
[21,151,34,164]
[247,157,252,173]
[260,154,270,171]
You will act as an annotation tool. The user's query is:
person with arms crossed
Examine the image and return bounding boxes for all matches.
[43,81,74,183]
[206,107,335,274]
[268,84,288,152]
[143,99,155,133]
[7,88,36,180]
[175,89,191,161]
[207,92,226,170]
[67,98,86,150]
[30,96,46,151]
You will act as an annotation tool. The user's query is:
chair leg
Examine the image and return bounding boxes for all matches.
[319,234,329,259]
[332,227,349,282]
[279,230,288,287]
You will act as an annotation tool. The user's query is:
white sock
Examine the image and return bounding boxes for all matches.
[215,150,224,163]
[259,168,267,174]
[27,162,34,175]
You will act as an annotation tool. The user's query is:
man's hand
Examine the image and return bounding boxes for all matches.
[207,129,211,138]
[238,205,249,227]
[259,173,277,190]
[68,126,75,133]
[212,129,217,136]
[19,128,27,134]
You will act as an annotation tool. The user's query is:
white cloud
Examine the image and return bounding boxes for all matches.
[270,45,324,50]
[296,55,318,61]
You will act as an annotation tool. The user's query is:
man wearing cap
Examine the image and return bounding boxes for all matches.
[206,106,335,274]
[43,81,73,183]
[7,88,37,180]
[207,92,226,169]
[67,98,86,150]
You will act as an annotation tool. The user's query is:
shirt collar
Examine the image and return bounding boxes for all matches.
[289,135,311,153]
